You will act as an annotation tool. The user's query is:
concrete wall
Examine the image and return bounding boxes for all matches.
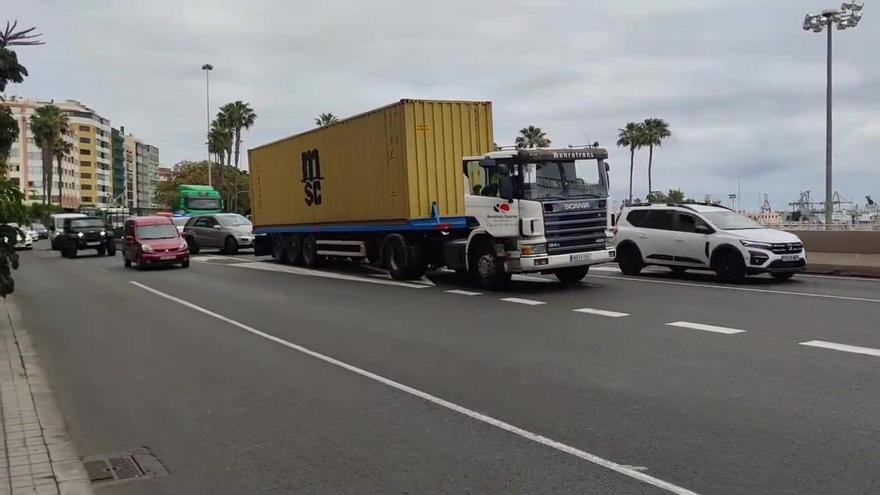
[786,230,880,254]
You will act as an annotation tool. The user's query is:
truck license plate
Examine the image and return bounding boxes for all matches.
[781,254,800,262]
[160,255,176,261]
[570,253,591,262]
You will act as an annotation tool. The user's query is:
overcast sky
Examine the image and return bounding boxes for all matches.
[6,0,878,209]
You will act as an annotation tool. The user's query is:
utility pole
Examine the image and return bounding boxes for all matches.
[201,63,214,187]
[803,3,863,228]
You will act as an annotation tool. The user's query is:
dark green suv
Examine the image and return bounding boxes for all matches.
[56,216,117,258]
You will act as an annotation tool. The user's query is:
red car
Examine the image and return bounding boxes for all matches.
[122,216,190,270]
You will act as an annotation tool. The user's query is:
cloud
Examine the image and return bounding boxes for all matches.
[7,0,879,209]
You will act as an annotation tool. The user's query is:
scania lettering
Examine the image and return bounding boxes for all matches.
[249,99,614,289]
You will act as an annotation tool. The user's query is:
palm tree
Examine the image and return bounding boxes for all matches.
[616,122,647,205]
[515,126,551,149]
[642,118,671,195]
[217,101,256,210]
[315,113,339,127]
[29,105,68,205]
[52,138,72,206]
[208,120,233,185]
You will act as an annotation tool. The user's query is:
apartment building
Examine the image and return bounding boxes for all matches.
[56,100,112,208]
[1,98,81,208]
[111,127,125,205]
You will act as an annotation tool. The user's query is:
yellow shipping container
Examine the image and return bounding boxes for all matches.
[249,99,493,228]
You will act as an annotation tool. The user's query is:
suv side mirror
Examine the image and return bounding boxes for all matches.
[694,224,711,235]
[499,176,515,201]
[213,224,222,230]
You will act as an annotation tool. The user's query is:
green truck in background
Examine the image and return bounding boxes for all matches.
[177,185,224,215]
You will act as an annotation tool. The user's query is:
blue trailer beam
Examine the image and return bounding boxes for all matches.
[254,216,471,236]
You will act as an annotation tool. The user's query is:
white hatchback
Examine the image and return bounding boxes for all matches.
[614,204,806,282]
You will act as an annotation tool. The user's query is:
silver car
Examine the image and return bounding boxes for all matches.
[183,213,254,255]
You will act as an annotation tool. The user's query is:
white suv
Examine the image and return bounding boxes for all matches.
[614,204,806,282]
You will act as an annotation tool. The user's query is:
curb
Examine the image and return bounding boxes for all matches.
[2,297,95,495]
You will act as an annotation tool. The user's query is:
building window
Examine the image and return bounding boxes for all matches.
[79,125,90,132]
[80,149,91,156]
[80,161,92,168]
[79,137,90,144]
[81,184,92,190]
[80,172,92,179]
[82,196,93,202]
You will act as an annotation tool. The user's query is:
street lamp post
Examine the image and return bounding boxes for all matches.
[803,3,863,227]
[201,63,214,187]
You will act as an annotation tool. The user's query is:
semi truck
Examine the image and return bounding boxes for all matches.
[176,184,224,215]
[249,99,614,288]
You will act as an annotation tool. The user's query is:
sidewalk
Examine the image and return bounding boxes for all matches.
[0,297,93,495]
[806,252,880,278]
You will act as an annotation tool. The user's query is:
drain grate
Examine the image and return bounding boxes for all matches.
[82,447,169,486]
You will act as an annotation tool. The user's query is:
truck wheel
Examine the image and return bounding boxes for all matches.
[186,237,200,255]
[224,236,239,255]
[302,235,322,268]
[286,235,303,265]
[555,266,590,284]
[617,244,644,276]
[107,240,116,256]
[713,250,746,283]
[272,235,289,263]
[469,241,510,290]
[384,235,426,280]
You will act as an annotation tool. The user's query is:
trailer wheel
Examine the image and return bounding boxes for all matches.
[286,235,303,265]
[302,234,322,268]
[272,235,289,264]
[384,235,427,280]
[469,240,510,290]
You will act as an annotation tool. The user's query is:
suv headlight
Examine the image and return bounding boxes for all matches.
[520,243,547,256]
[77,232,84,238]
[100,230,106,236]
[740,240,772,250]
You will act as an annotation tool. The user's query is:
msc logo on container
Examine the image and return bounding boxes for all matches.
[301,149,323,206]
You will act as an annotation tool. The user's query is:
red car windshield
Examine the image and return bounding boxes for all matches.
[138,224,179,240]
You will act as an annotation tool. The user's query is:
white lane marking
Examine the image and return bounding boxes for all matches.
[666,321,746,335]
[573,307,629,318]
[227,261,431,289]
[501,297,546,306]
[130,281,700,495]
[799,340,880,358]
[587,274,880,304]
[445,289,482,296]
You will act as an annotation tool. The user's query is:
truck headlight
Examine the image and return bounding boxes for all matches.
[520,243,547,256]
[740,240,772,250]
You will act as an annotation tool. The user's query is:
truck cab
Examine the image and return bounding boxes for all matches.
[461,147,615,284]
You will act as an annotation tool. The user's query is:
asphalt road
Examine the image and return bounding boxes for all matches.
[11,241,880,494]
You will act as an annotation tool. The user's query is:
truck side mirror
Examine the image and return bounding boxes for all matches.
[499,176,515,201]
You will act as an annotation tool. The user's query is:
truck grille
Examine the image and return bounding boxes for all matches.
[542,201,607,255]
[769,242,803,254]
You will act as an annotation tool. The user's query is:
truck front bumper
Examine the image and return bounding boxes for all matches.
[511,248,616,273]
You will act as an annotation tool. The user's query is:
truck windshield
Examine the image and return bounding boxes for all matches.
[69,219,105,230]
[185,198,221,210]
[521,159,606,200]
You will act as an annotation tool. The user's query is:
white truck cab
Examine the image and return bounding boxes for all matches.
[460,147,615,286]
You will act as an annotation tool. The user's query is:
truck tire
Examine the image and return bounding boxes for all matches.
[272,235,289,264]
[286,235,303,265]
[384,235,427,280]
[302,234,322,268]
[555,266,589,284]
[469,240,510,290]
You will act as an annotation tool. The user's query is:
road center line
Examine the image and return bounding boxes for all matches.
[799,340,880,357]
[501,297,546,306]
[572,307,629,318]
[587,274,880,304]
[129,281,699,495]
[666,321,747,335]
[445,289,482,296]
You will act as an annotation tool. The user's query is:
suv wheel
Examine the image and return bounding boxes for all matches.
[771,272,795,281]
[224,236,239,255]
[186,236,200,255]
[107,240,116,256]
[617,244,644,276]
[713,250,746,283]
[97,246,106,256]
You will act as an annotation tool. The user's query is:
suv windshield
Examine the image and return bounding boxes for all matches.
[521,159,606,200]
[69,219,105,230]
[138,224,179,239]
[217,214,251,227]
[702,210,764,230]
